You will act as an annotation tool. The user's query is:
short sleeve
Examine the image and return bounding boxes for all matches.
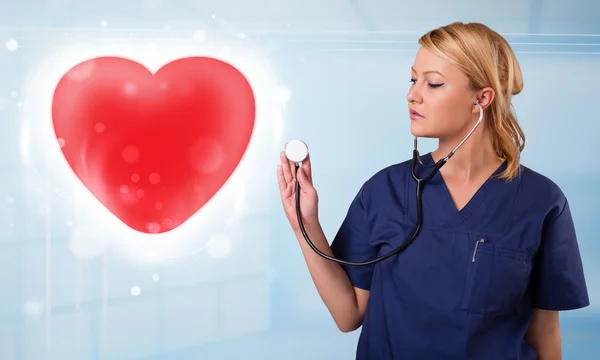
[330,185,379,291]
[529,199,590,311]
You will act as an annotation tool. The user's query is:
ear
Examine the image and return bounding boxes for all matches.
[474,87,495,111]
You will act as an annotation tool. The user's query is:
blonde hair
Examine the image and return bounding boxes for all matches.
[418,22,525,181]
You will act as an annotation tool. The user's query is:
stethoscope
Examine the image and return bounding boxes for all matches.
[285,101,484,266]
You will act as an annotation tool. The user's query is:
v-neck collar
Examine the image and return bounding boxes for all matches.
[418,152,507,229]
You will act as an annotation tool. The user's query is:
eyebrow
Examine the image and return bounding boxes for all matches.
[411,67,445,77]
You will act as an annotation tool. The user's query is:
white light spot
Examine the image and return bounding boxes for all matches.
[188,138,224,173]
[122,145,140,163]
[130,286,141,297]
[212,15,216,19]
[22,300,43,319]
[57,138,65,148]
[238,32,246,39]
[123,82,137,95]
[208,234,232,258]
[162,218,173,228]
[146,222,161,233]
[131,173,140,183]
[7,197,14,204]
[149,173,160,184]
[152,274,160,281]
[155,202,162,210]
[10,91,17,97]
[100,20,108,27]
[193,30,206,42]
[5,38,18,52]
[95,122,105,133]
[120,185,129,194]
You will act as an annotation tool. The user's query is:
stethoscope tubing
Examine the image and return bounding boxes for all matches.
[295,103,484,267]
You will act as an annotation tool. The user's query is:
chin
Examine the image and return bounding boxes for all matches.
[410,123,439,138]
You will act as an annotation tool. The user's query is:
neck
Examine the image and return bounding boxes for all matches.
[431,125,501,182]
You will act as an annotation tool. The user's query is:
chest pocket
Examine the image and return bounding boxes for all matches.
[461,239,533,316]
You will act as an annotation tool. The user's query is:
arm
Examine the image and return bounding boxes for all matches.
[524,309,561,360]
[527,198,589,358]
[293,220,370,332]
[277,153,374,332]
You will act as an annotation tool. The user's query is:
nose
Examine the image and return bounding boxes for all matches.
[406,85,422,104]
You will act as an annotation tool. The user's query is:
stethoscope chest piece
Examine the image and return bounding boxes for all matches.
[285,140,309,163]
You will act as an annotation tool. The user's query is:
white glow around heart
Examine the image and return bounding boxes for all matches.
[19,25,288,263]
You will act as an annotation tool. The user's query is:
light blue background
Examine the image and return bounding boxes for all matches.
[1,0,599,359]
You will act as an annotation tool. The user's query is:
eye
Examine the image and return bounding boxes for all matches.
[409,78,444,88]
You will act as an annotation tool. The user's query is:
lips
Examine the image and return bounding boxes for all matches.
[410,109,424,120]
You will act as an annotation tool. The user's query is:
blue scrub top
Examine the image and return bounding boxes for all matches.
[330,152,589,360]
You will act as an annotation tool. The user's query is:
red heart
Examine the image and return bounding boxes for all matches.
[52,56,255,234]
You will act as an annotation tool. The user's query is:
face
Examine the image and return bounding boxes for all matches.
[406,47,480,141]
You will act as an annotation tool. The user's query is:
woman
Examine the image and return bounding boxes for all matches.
[277,22,589,359]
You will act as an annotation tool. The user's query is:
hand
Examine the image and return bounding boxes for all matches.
[277,149,319,232]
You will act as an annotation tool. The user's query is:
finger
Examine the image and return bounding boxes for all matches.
[280,151,293,183]
[276,165,286,191]
[302,154,312,182]
[277,165,293,200]
[297,167,313,191]
[287,155,297,181]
